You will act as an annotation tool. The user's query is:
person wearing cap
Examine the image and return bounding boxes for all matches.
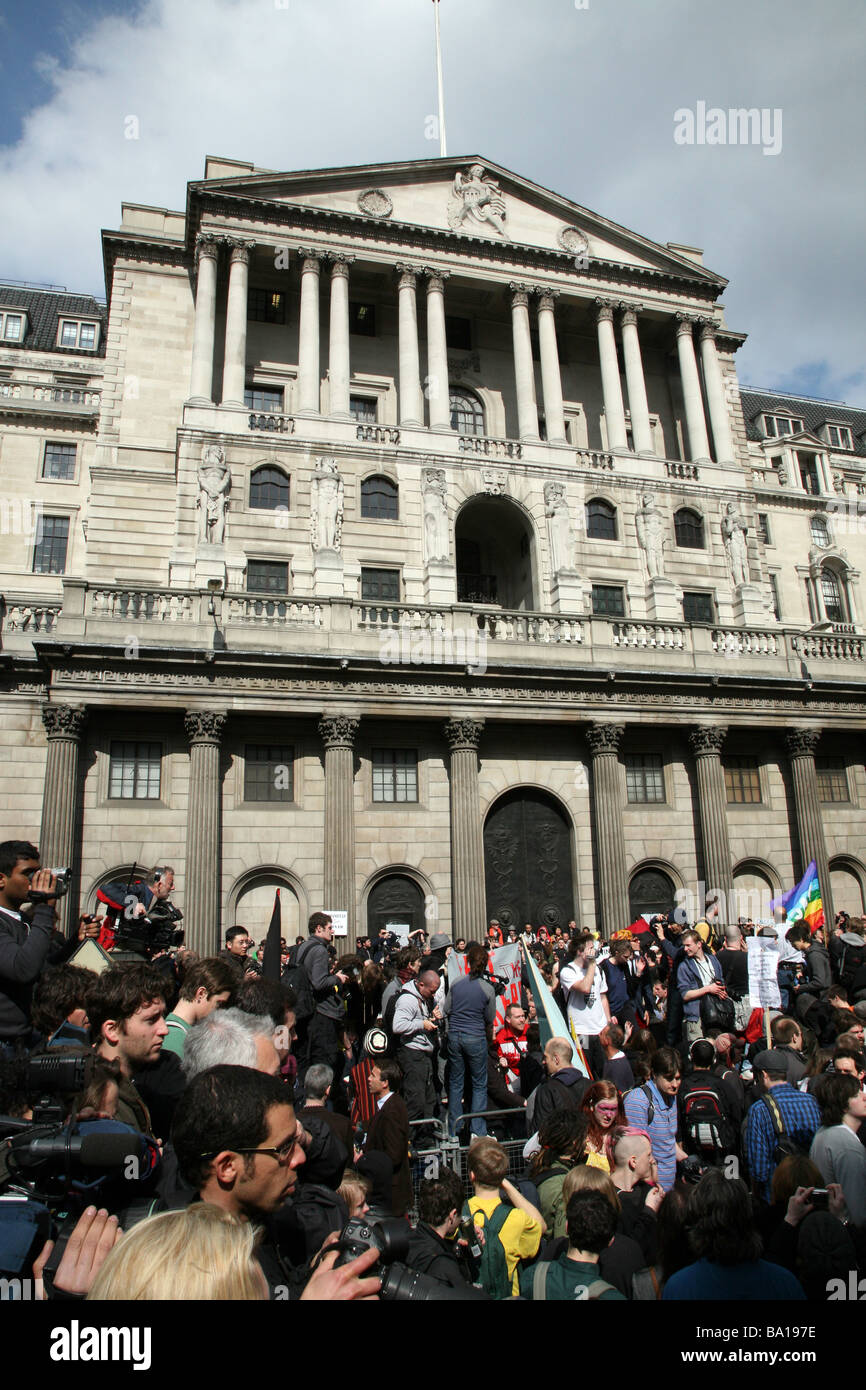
[743,1048,822,1203]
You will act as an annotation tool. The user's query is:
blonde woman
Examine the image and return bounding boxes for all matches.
[88,1204,268,1301]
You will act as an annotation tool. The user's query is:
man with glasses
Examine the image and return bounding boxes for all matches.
[171,1064,380,1300]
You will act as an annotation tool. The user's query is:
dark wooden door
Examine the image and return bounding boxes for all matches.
[484,790,575,931]
[366,875,425,942]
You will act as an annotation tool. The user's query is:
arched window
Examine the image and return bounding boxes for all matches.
[810,515,830,548]
[585,498,617,541]
[821,566,846,623]
[361,475,398,521]
[250,465,289,511]
[674,508,705,549]
[450,388,484,436]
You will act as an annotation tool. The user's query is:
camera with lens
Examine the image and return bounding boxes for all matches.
[330,1217,488,1301]
[484,970,507,999]
[25,868,72,904]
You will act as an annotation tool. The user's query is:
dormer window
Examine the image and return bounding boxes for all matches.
[825,424,853,451]
[0,310,26,342]
[763,414,803,438]
[57,319,99,351]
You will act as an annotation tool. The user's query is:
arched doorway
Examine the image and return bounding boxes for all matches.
[234,875,301,948]
[455,496,536,610]
[483,788,575,931]
[732,861,778,923]
[830,859,865,916]
[628,867,675,921]
[366,874,426,945]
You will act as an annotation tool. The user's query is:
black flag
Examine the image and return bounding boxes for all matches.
[263,888,281,981]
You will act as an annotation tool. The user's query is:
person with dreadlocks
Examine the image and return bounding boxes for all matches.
[528,1109,590,1238]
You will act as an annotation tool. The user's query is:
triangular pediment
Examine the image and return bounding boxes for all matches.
[193,154,724,284]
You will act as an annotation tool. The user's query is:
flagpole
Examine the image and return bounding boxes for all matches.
[433,0,447,157]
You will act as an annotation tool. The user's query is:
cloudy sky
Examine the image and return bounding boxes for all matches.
[0,0,863,402]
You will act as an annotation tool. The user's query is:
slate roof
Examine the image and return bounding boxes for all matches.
[740,386,866,459]
[0,284,107,358]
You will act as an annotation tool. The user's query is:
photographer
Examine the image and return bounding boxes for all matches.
[98,864,183,961]
[0,841,67,1051]
[406,1171,488,1291]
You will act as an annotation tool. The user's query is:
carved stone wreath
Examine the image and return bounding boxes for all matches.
[558,225,590,258]
[358,189,393,219]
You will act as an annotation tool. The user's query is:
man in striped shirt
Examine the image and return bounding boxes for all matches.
[744,1049,822,1203]
[623,1046,687,1191]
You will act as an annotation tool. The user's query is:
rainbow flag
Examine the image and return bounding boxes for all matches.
[770,861,824,933]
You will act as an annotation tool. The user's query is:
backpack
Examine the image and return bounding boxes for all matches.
[462,1200,513,1300]
[381,985,417,1055]
[625,1082,656,1125]
[281,939,316,1023]
[680,1082,733,1160]
[761,1094,805,1164]
[530,1261,617,1301]
[838,940,866,994]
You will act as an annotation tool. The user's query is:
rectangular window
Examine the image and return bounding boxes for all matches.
[32,515,69,573]
[625,754,665,804]
[826,424,853,450]
[372,748,418,803]
[764,415,803,438]
[724,756,762,804]
[361,568,400,602]
[60,322,78,347]
[349,302,376,337]
[244,385,283,413]
[815,756,848,803]
[78,323,96,350]
[2,313,24,341]
[244,745,294,802]
[58,320,99,350]
[247,560,288,594]
[591,584,625,617]
[109,741,161,799]
[683,591,715,624]
[42,442,77,481]
[797,453,821,495]
[757,513,771,545]
[247,288,286,324]
[350,395,378,423]
[445,316,472,350]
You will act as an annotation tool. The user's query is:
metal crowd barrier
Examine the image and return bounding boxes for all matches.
[407,1110,529,1219]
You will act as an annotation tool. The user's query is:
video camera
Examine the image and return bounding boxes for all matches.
[331,1216,489,1302]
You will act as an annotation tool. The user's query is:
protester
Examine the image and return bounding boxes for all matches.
[161,957,236,1059]
[809,1071,866,1227]
[466,1138,545,1297]
[579,1080,626,1170]
[442,942,496,1137]
[623,1047,686,1191]
[518,1190,626,1301]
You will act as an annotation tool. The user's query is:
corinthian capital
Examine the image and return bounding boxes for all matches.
[586,722,625,755]
[595,298,616,324]
[675,312,699,337]
[195,233,221,261]
[184,710,228,745]
[444,717,484,752]
[786,728,821,759]
[41,704,88,741]
[688,725,727,757]
[319,715,359,750]
[509,282,530,307]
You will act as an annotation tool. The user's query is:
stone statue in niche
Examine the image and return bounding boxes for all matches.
[197,445,230,545]
[636,492,666,579]
[423,468,450,562]
[310,456,344,552]
[544,482,575,573]
[448,164,508,237]
[722,502,749,586]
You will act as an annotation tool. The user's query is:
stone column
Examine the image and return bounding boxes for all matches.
[328,256,353,420]
[535,289,567,444]
[395,265,423,427]
[188,235,220,404]
[40,704,87,933]
[220,241,253,407]
[785,729,834,926]
[184,710,227,955]
[424,270,451,431]
[687,726,735,912]
[595,300,628,451]
[444,718,486,940]
[675,315,711,464]
[319,715,358,940]
[510,283,539,442]
[586,723,629,936]
[296,251,322,416]
[699,322,736,466]
[620,305,654,455]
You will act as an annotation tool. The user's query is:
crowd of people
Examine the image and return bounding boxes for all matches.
[1,836,865,1303]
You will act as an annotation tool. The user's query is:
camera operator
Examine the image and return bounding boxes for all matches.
[98,864,183,962]
[0,840,71,1053]
[220,926,262,983]
[406,1171,489,1291]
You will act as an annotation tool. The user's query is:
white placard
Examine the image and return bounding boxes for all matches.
[326,909,348,938]
[747,936,781,1010]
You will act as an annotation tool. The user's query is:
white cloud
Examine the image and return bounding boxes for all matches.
[0,0,863,400]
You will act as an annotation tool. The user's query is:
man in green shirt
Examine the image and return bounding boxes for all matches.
[162,957,236,1059]
[519,1190,626,1301]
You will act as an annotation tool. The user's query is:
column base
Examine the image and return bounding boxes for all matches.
[550,571,586,615]
[645,576,684,621]
[429,422,454,434]
[519,432,541,444]
[399,417,423,429]
[295,407,321,418]
[219,399,246,410]
[186,395,215,408]
[329,410,353,423]
[732,584,772,626]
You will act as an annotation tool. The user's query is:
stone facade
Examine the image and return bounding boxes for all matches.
[1,155,864,950]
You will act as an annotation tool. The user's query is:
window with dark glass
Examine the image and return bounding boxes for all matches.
[32,515,69,573]
[682,591,714,624]
[449,388,484,435]
[244,385,283,413]
[361,568,400,602]
[244,745,294,802]
[798,453,821,496]
[42,442,77,481]
[810,515,830,547]
[826,424,853,450]
[250,466,289,511]
[350,303,376,336]
[821,568,845,622]
[361,476,398,520]
[247,289,286,324]
[769,573,781,620]
[724,756,761,804]
[591,584,625,617]
[109,741,161,799]
[350,396,378,423]
[585,498,617,541]
[757,513,771,544]
[815,756,848,803]
[445,316,471,350]
[674,508,705,549]
[372,749,418,803]
[247,560,288,594]
[764,415,803,438]
[625,754,664,804]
